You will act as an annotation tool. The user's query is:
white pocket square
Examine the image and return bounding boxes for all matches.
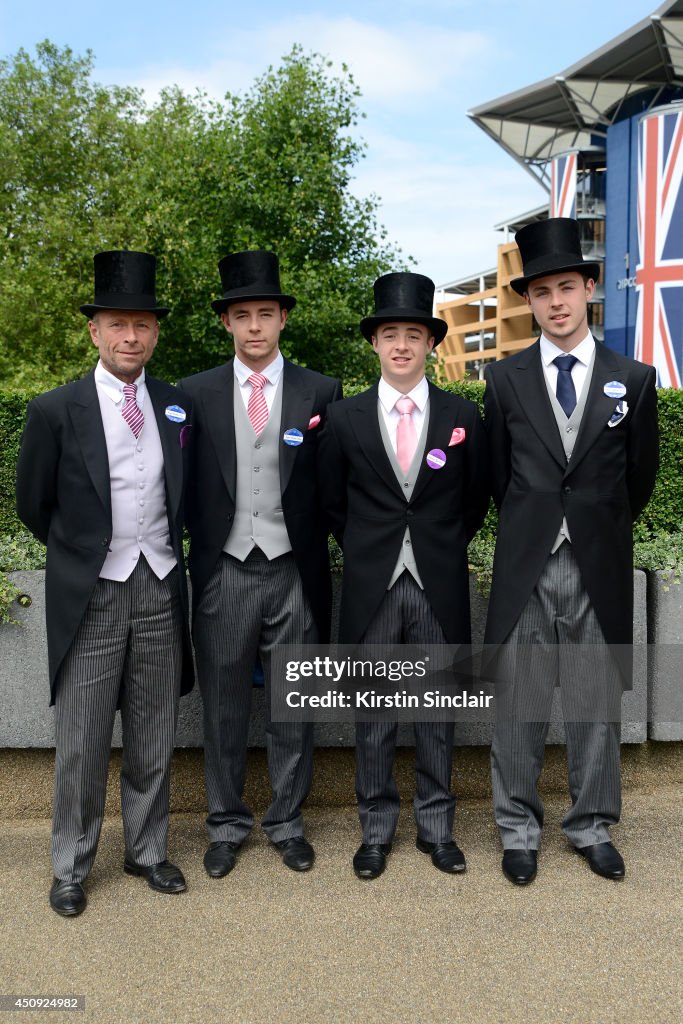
[607,400,629,428]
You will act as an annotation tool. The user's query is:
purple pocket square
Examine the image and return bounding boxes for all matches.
[179,424,192,448]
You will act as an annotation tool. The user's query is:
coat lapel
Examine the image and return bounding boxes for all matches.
[147,376,185,521]
[202,362,237,503]
[348,384,406,499]
[279,360,316,496]
[410,383,457,503]
[67,372,111,518]
[508,340,568,470]
[565,342,623,477]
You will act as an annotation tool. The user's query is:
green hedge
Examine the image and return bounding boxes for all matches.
[1,380,681,550]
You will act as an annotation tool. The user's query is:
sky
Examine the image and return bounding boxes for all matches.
[0,0,664,286]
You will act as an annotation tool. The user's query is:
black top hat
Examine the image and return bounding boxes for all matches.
[360,272,448,345]
[80,250,169,318]
[510,217,601,296]
[211,250,296,314]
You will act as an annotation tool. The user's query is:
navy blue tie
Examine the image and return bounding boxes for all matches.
[553,355,578,418]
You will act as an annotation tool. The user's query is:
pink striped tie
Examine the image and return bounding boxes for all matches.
[121,383,144,438]
[395,395,417,474]
[247,373,269,435]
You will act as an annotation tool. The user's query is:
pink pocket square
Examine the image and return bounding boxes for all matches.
[308,414,321,430]
[179,424,192,448]
[448,427,466,447]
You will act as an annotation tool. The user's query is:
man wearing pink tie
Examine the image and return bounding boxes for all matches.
[318,272,490,879]
[17,250,194,915]
[179,251,341,877]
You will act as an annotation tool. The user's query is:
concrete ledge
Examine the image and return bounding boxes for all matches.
[0,569,651,747]
[0,742,681,821]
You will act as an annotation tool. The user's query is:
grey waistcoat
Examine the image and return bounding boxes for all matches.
[544,347,596,553]
[378,400,430,589]
[223,375,292,561]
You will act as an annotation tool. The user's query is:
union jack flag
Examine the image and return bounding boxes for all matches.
[550,152,577,218]
[635,109,683,389]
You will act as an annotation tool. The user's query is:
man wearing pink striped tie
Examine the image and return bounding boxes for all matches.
[17,250,194,916]
[318,272,490,880]
[179,251,342,878]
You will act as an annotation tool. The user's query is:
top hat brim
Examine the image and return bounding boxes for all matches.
[510,259,601,296]
[80,302,169,319]
[212,291,296,315]
[360,311,448,346]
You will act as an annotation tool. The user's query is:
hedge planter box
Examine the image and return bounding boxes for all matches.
[647,572,683,741]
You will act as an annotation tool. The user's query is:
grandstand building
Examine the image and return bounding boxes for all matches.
[436,0,683,388]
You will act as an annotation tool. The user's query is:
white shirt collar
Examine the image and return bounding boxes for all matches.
[540,331,595,367]
[378,375,429,414]
[233,351,284,387]
[94,361,146,405]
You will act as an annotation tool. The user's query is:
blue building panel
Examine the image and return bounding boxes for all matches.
[604,115,639,357]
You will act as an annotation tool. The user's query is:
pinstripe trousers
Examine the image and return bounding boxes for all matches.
[355,572,456,845]
[52,557,183,882]
[491,543,622,850]
[192,549,316,845]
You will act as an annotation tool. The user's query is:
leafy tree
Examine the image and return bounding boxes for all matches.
[0,42,144,386]
[0,42,402,389]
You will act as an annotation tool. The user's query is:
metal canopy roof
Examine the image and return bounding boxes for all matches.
[468,0,683,187]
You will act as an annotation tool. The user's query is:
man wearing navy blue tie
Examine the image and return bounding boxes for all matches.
[483,218,659,885]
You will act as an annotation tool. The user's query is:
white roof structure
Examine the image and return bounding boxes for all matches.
[468,0,683,187]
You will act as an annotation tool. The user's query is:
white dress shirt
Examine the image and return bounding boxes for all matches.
[540,331,595,403]
[377,375,429,454]
[234,352,284,413]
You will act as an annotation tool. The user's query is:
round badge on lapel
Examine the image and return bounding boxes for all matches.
[165,405,186,423]
[283,428,304,447]
[603,381,626,400]
[426,448,446,470]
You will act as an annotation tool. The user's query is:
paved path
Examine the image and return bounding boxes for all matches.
[2,786,682,1024]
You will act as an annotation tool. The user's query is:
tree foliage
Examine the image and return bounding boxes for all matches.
[0,42,402,389]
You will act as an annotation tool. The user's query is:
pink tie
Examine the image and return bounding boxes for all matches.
[247,373,269,435]
[121,383,144,438]
[395,395,417,474]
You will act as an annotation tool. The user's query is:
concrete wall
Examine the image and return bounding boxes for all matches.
[0,570,652,748]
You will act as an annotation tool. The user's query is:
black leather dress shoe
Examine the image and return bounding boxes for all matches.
[274,837,315,871]
[123,858,186,893]
[49,878,87,917]
[575,842,625,879]
[416,838,466,873]
[353,843,392,879]
[502,849,538,885]
[204,841,241,878]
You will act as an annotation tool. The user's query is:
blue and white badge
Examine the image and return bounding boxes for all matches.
[603,381,626,400]
[283,427,304,447]
[165,404,186,423]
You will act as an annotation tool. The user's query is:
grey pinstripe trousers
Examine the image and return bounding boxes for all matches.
[52,557,183,882]
[491,543,622,850]
[355,572,456,845]
[193,549,316,845]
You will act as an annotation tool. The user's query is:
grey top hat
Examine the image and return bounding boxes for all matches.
[211,250,296,314]
[360,272,448,345]
[80,250,169,318]
[511,218,601,296]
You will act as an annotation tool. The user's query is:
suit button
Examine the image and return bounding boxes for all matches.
[406,510,414,518]
[564,486,572,494]
[102,539,109,547]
